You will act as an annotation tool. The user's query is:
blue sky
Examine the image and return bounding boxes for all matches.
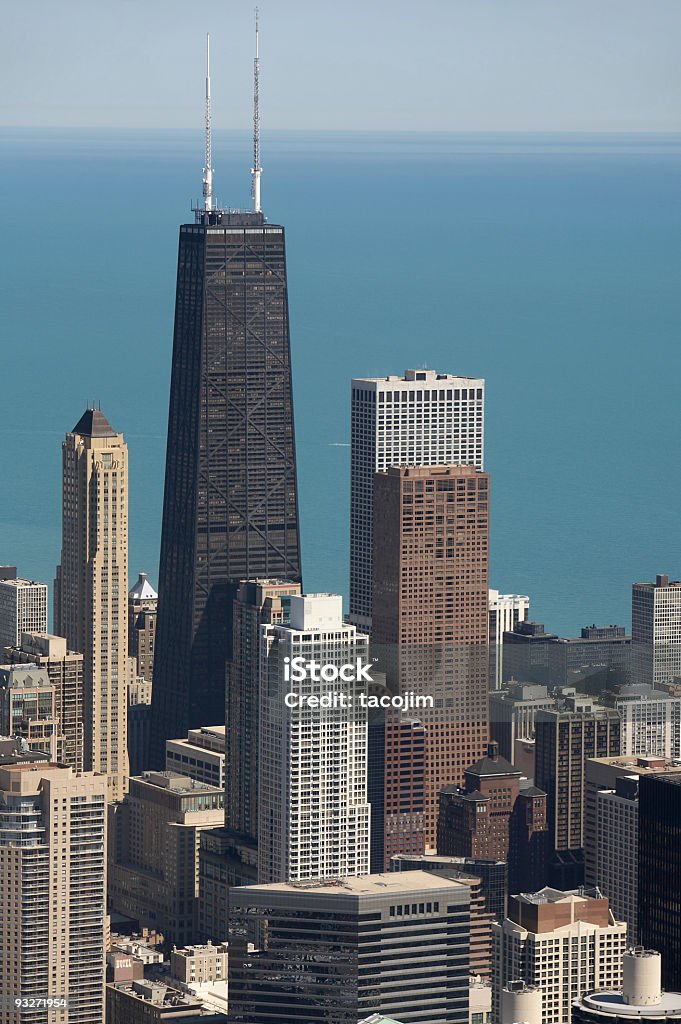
[1,0,679,130]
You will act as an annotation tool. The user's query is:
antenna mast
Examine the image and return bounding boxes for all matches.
[251,10,262,213]
[203,33,213,212]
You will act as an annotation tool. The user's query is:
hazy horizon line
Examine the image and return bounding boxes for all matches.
[2,125,680,136]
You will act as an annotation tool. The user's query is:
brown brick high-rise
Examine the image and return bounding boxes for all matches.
[373,465,490,849]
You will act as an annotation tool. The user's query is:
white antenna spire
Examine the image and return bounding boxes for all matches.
[203,33,214,212]
[251,9,262,213]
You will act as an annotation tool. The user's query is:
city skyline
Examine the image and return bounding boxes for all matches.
[2,127,679,634]
[1,10,681,1024]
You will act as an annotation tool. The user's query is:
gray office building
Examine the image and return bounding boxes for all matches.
[228,872,471,1024]
[503,622,631,693]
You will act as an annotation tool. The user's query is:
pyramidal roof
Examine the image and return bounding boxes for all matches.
[129,572,158,601]
[466,741,519,778]
[72,407,117,438]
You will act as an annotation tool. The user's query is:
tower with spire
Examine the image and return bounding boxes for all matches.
[150,18,302,764]
[55,405,130,801]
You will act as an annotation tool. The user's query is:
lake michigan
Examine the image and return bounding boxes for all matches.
[1,129,679,635]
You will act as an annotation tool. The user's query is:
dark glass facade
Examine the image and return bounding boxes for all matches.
[638,773,681,989]
[150,210,301,764]
[228,879,471,1023]
[535,708,621,888]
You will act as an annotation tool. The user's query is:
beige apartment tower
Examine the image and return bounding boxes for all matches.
[108,771,224,946]
[0,753,107,1024]
[55,407,130,800]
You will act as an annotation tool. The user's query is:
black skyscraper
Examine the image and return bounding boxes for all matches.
[150,36,301,763]
[150,209,302,762]
[638,773,681,989]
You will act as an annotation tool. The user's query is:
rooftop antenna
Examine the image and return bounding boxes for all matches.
[203,33,214,212]
[251,9,262,213]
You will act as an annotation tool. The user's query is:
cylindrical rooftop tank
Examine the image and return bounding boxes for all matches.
[500,982,543,1024]
[623,947,662,1007]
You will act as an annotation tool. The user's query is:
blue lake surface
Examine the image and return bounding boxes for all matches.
[0,128,679,635]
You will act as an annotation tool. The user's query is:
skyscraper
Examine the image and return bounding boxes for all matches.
[489,590,529,690]
[150,32,301,764]
[350,369,485,630]
[0,743,107,1024]
[501,622,632,693]
[0,663,66,761]
[196,579,301,942]
[489,681,559,763]
[368,712,426,871]
[390,852,502,978]
[610,683,681,758]
[534,698,621,888]
[372,464,490,848]
[228,872,471,1024]
[166,724,226,789]
[226,579,301,846]
[437,741,548,894]
[107,770,224,946]
[638,772,681,990]
[258,593,371,884]
[632,574,681,686]
[55,407,130,800]
[128,572,158,683]
[585,754,681,941]
[492,888,627,1024]
[437,742,523,861]
[2,631,85,771]
[0,571,48,650]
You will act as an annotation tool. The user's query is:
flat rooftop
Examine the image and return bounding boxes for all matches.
[235,870,469,897]
[589,755,681,777]
[135,771,223,794]
[578,991,681,1017]
[353,369,483,385]
[515,887,599,906]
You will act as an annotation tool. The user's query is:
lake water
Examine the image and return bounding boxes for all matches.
[1,128,679,635]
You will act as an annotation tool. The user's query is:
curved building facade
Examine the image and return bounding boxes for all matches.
[573,950,681,1024]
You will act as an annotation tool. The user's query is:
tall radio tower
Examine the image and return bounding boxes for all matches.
[251,10,262,213]
[202,33,213,211]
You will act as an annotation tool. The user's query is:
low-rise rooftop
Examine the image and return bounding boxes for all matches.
[234,870,469,897]
[576,990,681,1018]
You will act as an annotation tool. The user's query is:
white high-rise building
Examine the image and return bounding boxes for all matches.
[632,574,681,686]
[258,593,371,883]
[350,368,485,628]
[489,590,530,690]
[0,575,48,650]
[614,684,681,758]
[0,746,107,1024]
[493,888,627,1024]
